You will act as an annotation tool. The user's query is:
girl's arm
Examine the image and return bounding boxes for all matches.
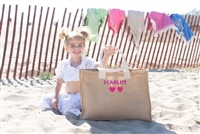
[102,45,118,68]
[102,55,110,68]
[94,45,117,69]
[51,78,63,109]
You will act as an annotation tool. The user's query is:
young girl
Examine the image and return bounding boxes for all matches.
[40,26,117,117]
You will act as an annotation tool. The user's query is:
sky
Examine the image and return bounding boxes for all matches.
[1,0,199,14]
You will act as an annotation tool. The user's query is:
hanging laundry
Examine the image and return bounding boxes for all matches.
[85,8,108,42]
[170,13,195,45]
[107,8,126,34]
[145,11,177,37]
[127,10,145,55]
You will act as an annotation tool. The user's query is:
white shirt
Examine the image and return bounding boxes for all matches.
[55,56,98,82]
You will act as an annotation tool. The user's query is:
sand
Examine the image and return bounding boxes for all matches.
[1,68,200,134]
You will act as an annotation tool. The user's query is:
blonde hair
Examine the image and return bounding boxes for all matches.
[58,26,92,48]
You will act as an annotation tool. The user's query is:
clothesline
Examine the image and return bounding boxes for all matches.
[84,8,196,48]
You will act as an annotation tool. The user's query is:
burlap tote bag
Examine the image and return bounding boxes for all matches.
[80,46,151,121]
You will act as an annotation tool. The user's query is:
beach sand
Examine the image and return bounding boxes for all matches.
[1,68,200,134]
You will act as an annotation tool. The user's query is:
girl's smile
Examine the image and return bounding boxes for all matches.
[65,39,85,57]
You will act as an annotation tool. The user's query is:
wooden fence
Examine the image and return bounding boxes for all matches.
[0,4,199,79]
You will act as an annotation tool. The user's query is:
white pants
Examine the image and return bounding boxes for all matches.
[39,92,81,116]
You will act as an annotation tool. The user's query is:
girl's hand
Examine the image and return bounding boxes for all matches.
[103,45,118,58]
[100,45,118,68]
[51,98,58,110]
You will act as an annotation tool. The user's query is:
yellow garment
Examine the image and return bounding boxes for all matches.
[85,8,108,42]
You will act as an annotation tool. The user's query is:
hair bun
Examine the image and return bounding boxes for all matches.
[59,32,66,40]
[80,31,89,39]
[59,27,68,40]
[78,26,92,39]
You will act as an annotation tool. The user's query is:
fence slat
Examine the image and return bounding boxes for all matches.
[78,9,83,27]
[172,35,181,69]
[161,29,172,69]
[166,30,176,69]
[141,30,153,68]
[25,5,37,78]
[96,15,109,62]
[49,12,59,73]
[61,12,71,60]
[196,40,200,67]
[153,33,164,69]
[132,27,144,68]
[169,33,178,68]
[144,30,154,69]
[44,7,55,72]
[191,16,200,68]
[193,39,200,68]
[31,7,43,77]
[179,15,190,68]
[19,5,31,78]
[0,5,11,78]
[128,35,134,67]
[158,31,169,69]
[136,13,148,68]
[37,7,49,76]
[187,15,199,67]
[114,18,127,66]
[71,9,79,31]
[149,34,159,69]
[124,27,131,65]
[120,23,130,67]
[0,4,5,36]
[136,27,148,68]
[184,15,195,68]
[13,12,23,78]
[7,5,18,78]
[54,8,67,74]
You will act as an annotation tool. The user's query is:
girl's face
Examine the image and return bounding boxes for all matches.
[65,38,85,58]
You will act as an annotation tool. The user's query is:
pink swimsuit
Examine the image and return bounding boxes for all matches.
[107,8,126,34]
[145,11,177,36]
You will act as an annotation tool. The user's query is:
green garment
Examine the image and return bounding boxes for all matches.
[85,8,108,42]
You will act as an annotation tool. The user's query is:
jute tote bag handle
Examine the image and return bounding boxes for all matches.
[97,45,130,79]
